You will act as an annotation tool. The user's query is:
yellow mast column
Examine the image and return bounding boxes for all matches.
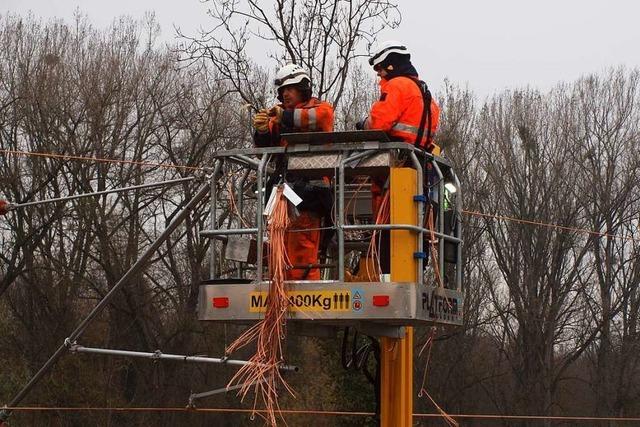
[380,167,418,427]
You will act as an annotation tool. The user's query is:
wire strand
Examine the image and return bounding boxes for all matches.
[7,177,195,210]
[463,209,639,243]
[4,407,640,422]
[0,149,205,172]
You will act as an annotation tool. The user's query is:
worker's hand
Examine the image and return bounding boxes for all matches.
[252,110,270,133]
[355,118,366,130]
[268,105,284,124]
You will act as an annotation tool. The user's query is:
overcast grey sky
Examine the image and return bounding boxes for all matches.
[3,0,640,98]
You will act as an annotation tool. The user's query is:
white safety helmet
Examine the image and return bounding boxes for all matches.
[368,40,410,68]
[273,63,311,91]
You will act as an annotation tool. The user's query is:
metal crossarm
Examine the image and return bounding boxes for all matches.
[1,181,211,423]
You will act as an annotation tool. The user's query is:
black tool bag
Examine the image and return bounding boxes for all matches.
[292,179,333,218]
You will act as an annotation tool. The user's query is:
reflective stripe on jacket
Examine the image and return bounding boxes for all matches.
[365,76,440,153]
[281,98,333,132]
[254,97,334,147]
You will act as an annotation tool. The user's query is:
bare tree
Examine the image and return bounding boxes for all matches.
[0,13,247,425]
[178,0,400,108]
[476,87,599,424]
[418,82,511,417]
[570,68,640,420]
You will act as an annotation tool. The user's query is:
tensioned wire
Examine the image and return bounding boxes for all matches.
[0,149,205,172]
[4,407,640,422]
[1,148,638,244]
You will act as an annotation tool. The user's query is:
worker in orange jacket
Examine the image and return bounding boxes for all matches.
[253,64,334,147]
[359,40,440,153]
[253,64,334,280]
[358,41,441,274]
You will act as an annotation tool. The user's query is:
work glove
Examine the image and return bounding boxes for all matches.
[268,105,284,124]
[252,110,270,133]
[355,118,366,130]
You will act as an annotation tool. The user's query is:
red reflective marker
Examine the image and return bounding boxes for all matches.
[372,295,389,307]
[212,297,229,308]
[0,200,9,216]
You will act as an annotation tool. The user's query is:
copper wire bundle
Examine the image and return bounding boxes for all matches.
[417,327,458,427]
[426,204,444,288]
[225,186,294,426]
[366,190,390,281]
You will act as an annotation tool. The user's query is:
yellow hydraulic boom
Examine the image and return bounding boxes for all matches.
[380,167,418,426]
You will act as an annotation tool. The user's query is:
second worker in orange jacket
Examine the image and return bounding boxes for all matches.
[359,41,441,275]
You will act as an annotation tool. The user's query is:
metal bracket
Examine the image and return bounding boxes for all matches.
[288,143,310,152]
[187,378,268,408]
[357,323,406,339]
[363,141,380,150]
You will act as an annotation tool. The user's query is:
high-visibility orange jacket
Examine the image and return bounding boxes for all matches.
[365,76,440,154]
[254,97,334,147]
[254,97,335,280]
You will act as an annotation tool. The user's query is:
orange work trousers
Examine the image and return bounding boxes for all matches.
[285,210,321,280]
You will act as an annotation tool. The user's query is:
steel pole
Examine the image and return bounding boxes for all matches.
[430,160,446,284]
[255,154,270,283]
[7,177,195,211]
[68,345,298,371]
[209,160,223,279]
[236,169,250,279]
[452,171,463,292]
[0,181,211,423]
[188,379,267,406]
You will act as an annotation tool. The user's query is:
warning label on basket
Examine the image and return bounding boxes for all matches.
[352,288,364,313]
[249,290,351,312]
